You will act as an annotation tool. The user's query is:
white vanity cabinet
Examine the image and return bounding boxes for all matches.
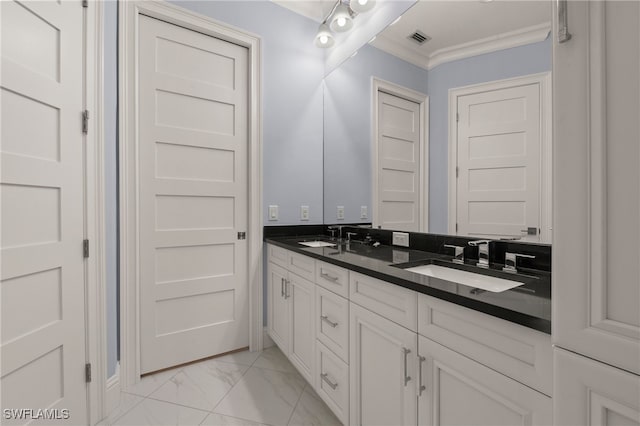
[349,302,417,426]
[266,244,553,426]
[267,249,315,384]
[417,335,552,426]
[552,1,640,423]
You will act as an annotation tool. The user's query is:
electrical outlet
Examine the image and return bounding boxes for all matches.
[360,206,368,219]
[268,205,278,221]
[392,231,409,247]
[300,205,309,221]
[337,206,345,220]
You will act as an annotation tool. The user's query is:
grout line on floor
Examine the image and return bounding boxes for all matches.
[285,382,308,426]
[144,395,212,413]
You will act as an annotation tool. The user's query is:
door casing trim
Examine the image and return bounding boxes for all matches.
[118,0,263,389]
[447,72,552,242]
[371,77,429,232]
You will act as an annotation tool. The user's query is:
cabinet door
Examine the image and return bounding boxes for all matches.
[554,347,640,426]
[288,272,315,384]
[350,303,417,426]
[553,0,640,374]
[267,262,289,353]
[418,335,551,426]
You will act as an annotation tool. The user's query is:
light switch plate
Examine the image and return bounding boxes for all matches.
[268,205,278,221]
[300,205,309,221]
[337,206,345,220]
[360,206,368,219]
[392,231,409,247]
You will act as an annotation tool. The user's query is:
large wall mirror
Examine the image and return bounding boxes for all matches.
[323,0,552,244]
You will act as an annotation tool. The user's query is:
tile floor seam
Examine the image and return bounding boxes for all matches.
[144,395,213,414]
[107,395,146,425]
[207,362,253,414]
[285,383,308,426]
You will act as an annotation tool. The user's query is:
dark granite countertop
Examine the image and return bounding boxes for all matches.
[266,235,551,334]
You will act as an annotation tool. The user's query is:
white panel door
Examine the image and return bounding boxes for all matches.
[377,92,421,231]
[350,303,417,426]
[138,15,249,373]
[553,0,640,376]
[1,1,87,423]
[554,347,640,426]
[456,83,541,241]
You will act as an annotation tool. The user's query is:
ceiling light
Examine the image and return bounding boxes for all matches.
[315,23,335,48]
[330,3,354,32]
[350,0,376,13]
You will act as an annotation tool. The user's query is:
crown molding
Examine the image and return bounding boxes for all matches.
[372,22,551,71]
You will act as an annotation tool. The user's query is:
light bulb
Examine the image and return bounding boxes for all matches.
[319,35,328,45]
[337,17,346,27]
[358,0,367,5]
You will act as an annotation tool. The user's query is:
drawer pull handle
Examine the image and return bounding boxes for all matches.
[280,278,285,297]
[321,373,338,390]
[321,315,338,328]
[418,355,426,396]
[403,348,411,386]
[284,279,290,299]
[320,272,339,282]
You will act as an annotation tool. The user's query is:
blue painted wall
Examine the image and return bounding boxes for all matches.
[323,44,428,223]
[426,36,552,232]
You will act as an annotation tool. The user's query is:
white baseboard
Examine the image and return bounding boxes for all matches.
[105,364,121,416]
[263,327,274,349]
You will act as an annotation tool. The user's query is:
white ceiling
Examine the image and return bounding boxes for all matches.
[272,0,551,69]
[371,1,551,68]
[271,0,337,23]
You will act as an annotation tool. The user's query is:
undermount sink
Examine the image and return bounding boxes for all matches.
[404,264,523,293]
[299,241,336,248]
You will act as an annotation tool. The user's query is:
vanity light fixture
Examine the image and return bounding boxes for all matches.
[350,0,376,14]
[315,0,377,48]
[315,23,335,48]
[330,2,354,32]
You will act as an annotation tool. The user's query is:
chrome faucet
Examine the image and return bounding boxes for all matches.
[327,225,343,241]
[468,240,491,268]
[503,252,536,273]
[346,232,358,242]
[444,244,465,264]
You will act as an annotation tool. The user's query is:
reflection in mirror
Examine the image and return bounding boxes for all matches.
[323,1,552,244]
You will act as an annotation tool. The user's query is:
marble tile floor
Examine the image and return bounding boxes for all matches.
[98,346,342,426]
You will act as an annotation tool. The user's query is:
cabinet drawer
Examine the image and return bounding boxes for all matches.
[316,261,349,298]
[287,251,316,282]
[267,244,289,269]
[316,286,349,362]
[349,272,417,331]
[418,294,553,396]
[316,341,349,425]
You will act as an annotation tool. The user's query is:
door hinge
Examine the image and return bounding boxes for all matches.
[455,223,458,232]
[82,110,89,134]
[83,239,90,258]
[456,166,459,178]
[456,112,459,122]
[85,363,92,383]
[237,232,246,240]
[82,0,88,7]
